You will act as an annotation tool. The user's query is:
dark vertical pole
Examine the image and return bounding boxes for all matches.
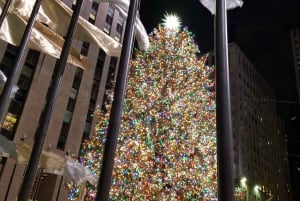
[215,0,234,200]
[55,176,64,201]
[32,169,44,201]
[17,0,83,200]
[95,0,139,200]
[0,0,42,126]
[3,164,16,201]
[0,0,12,27]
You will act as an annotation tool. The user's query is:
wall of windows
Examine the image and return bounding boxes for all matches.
[0,45,40,139]
[82,49,106,142]
[57,68,83,150]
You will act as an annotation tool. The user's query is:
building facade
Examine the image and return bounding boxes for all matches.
[290,28,300,101]
[0,1,125,200]
[289,27,300,200]
[207,43,292,201]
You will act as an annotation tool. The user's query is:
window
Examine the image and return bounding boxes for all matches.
[67,97,76,111]
[80,48,107,145]
[70,87,78,99]
[95,49,106,80]
[109,57,118,71]
[2,48,39,140]
[0,44,17,76]
[106,57,118,89]
[2,113,17,132]
[0,157,5,165]
[115,16,124,41]
[89,14,96,24]
[91,82,99,101]
[104,4,114,34]
[86,109,93,122]
[72,68,83,89]
[89,100,96,111]
[9,99,22,114]
[57,135,67,150]
[57,68,82,150]
[91,1,99,16]
[61,121,70,135]
[18,66,32,89]
[81,41,90,56]
[84,122,91,135]
[89,1,99,23]
[25,50,40,66]
[63,110,73,123]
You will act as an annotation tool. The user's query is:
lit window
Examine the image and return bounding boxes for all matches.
[2,113,17,131]
[70,87,78,99]
[63,110,73,123]
[89,1,99,23]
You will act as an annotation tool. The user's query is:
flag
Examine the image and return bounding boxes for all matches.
[0,0,122,67]
[44,156,98,185]
[0,136,95,184]
[4,0,122,56]
[0,70,19,98]
[40,0,122,56]
[99,0,149,50]
[14,142,66,170]
[199,0,243,14]
[0,1,89,69]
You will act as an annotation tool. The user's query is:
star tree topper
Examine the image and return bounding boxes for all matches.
[162,13,182,32]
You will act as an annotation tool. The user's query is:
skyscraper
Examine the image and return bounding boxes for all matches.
[291,28,300,102]
[0,1,125,200]
[207,43,292,201]
[289,27,300,201]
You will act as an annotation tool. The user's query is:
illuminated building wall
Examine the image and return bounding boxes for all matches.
[289,27,300,200]
[0,1,125,200]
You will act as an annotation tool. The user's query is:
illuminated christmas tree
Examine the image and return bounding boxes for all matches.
[67,14,217,200]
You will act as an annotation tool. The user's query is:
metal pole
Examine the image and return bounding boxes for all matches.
[32,169,44,201]
[17,0,83,200]
[95,0,139,200]
[215,0,235,200]
[55,176,64,201]
[3,164,16,201]
[0,0,42,126]
[0,0,12,28]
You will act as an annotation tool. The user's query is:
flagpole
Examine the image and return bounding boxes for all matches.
[95,0,139,200]
[215,0,235,200]
[0,0,12,27]
[0,0,42,127]
[17,0,83,200]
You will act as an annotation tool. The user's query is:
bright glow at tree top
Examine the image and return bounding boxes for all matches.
[162,13,181,31]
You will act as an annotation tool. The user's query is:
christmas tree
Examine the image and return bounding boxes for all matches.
[67,14,217,200]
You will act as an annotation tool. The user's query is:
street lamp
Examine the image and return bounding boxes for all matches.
[240,177,247,188]
[240,177,248,201]
[253,184,261,200]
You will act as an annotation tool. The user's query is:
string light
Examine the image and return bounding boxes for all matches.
[67,25,217,200]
